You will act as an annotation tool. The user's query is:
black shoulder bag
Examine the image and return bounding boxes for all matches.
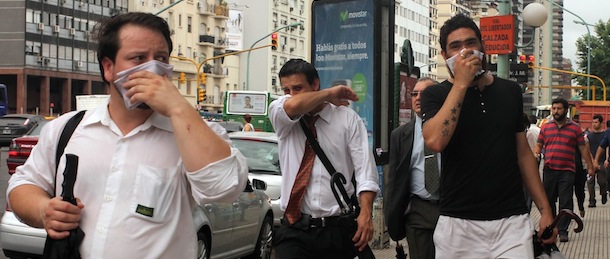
[299,118,375,259]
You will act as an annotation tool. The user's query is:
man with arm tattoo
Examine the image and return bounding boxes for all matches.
[419,14,557,258]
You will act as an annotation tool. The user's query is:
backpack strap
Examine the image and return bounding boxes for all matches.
[53,110,86,196]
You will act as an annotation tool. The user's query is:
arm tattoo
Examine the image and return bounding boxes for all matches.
[442,128,450,137]
[443,120,449,126]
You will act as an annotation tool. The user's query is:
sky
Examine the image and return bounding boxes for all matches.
[562,0,610,67]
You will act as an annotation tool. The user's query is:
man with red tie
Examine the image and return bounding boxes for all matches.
[269,59,379,258]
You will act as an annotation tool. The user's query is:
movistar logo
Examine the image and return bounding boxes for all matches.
[340,10,349,22]
[340,9,367,22]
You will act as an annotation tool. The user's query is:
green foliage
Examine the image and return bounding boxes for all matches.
[574,19,610,100]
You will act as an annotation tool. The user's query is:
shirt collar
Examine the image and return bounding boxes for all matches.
[311,103,333,125]
[80,97,173,133]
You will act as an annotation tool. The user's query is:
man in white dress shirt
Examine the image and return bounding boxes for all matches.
[269,59,379,258]
[7,12,248,258]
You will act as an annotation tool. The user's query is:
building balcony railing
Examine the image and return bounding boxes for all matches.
[199,34,215,45]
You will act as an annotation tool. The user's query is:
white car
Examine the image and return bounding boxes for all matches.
[229,132,282,227]
[0,180,273,259]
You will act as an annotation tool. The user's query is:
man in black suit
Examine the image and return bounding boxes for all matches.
[385,77,440,259]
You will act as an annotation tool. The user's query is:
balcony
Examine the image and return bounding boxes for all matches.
[213,5,228,18]
[199,34,215,46]
[215,37,228,48]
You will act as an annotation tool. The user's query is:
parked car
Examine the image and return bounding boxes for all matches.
[0,179,273,259]
[7,119,51,175]
[229,131,282,227]
[215,121,244,133]
[0,114,44,146]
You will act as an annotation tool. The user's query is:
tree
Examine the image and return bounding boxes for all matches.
[575,19,610,100]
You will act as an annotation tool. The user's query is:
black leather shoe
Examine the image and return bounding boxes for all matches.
[602,194,608,205]
[559,234,569,242]
[589,202,597,208]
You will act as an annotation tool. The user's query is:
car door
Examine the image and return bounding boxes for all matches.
[205,200,235,256]
[229,181,263,252]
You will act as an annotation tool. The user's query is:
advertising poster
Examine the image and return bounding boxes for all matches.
[398,72,417,126]
[312,0,375,146]
[226,10,244,51]
[226,91,268,115]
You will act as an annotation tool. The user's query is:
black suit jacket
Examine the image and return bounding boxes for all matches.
[384,119,416,241]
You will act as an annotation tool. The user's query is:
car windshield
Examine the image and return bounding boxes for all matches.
[28,120,50,135]
[231,138,281,175]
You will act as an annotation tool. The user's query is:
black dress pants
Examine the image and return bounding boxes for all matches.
[274,220,357,259]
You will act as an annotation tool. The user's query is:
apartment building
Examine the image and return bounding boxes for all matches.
[0,0,120,116]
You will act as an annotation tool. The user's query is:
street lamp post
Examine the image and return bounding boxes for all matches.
[246,22,303,90]
[496,3,547,81]
[574,20,593,99]
[542,0,591,100]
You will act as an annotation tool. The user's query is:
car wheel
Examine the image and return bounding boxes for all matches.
[244,215,273,259]
[197,228,211,259]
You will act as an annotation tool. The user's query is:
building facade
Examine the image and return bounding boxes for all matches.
[0,0,119,116]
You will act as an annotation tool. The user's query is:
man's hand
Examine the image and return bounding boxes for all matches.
[42,197,84,239]
[352,212,374,251]
[588,167,595,178]
[122,70,192,117]
[326,85,359,107]
[537,213,558,245]
[451,49,482,89]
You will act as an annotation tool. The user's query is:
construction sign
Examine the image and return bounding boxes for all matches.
[480,15,515,55]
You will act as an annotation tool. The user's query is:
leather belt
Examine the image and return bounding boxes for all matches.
[281,214,344,228]
[413,195,440,205]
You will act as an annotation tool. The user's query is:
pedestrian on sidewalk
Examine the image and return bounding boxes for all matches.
[592,115,610,206]
[421,13,557,258]
[572,115,587,217]
[535,98,595,243]
[386,77,440,259]
[269,59,379,258]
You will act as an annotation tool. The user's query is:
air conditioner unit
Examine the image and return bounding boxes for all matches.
[53,25,60,33]
[70,28,76,35]
[37,56,44,63]
[290,47,294,52]
[43,58,50,65]
[289,7,293,12]
[74,61,83,68]
[37,23,44,30]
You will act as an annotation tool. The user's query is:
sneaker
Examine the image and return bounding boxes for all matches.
[559,234,569,242]
[580,210,585,217]
[603,194,608,205]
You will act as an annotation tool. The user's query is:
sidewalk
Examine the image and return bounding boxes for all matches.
[371,190,610,258]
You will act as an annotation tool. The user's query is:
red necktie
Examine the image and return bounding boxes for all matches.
[284,115,319,225]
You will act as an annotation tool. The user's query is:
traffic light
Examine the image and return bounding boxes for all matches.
[198,88,206,102]
[179,72,186,84]
[200,73,206,85]
[271,33,278,51]
[528,55,535,66]
[519,54,526,63]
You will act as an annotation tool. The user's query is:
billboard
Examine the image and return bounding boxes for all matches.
[226,10,244,51]
[226,91,268,115]
[312,0,376,146]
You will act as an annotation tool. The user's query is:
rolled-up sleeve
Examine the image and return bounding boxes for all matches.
[187,147,249,204]
[348,113,380,196]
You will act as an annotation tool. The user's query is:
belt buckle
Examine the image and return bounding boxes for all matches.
[320,217,326,228]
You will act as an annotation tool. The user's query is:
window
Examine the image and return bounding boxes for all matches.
[187,16,192,32]
[178,14,182,27]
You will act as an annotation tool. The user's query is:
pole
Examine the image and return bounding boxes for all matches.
[496,1,510,80]
[246,22,302,90]
[530,64,606,101]
[574,20,593,100]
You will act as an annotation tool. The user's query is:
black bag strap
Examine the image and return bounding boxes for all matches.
[299,118,359,201]
[53,110,86,195]
[299,118,338,175]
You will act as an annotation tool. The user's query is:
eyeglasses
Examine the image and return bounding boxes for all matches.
[410,91,421,97]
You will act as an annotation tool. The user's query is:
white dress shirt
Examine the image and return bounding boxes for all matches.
[7,103,248,259]
[269,95,380,218]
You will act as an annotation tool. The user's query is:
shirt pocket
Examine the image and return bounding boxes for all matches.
[130,165,180,223]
